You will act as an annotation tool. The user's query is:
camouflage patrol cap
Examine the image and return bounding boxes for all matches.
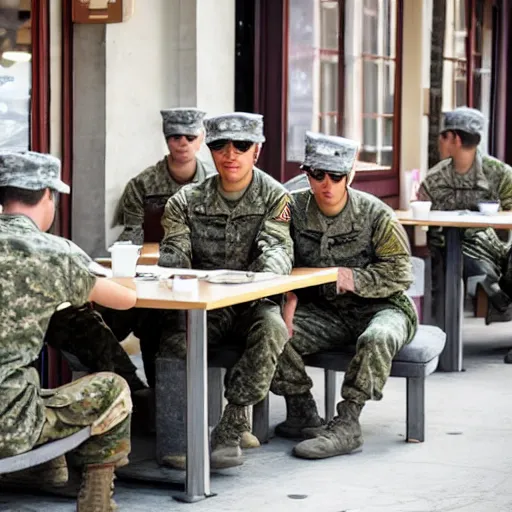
[204,112,265,144]
[160,107,206,139]
[0,151,70,194]
[441,107,485,137]
[302,131,359,174]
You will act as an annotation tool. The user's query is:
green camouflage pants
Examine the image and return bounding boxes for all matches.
[271,301,415,404]
[159,299,289,406]
[36,372,132,466]
[44,304,142,391]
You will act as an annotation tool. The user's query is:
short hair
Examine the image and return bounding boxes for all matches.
[0,186,47,206]
[441,129,481,148]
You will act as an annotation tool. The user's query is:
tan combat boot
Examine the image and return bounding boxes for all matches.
[210,404,249,469]
[161,407,257,470]
[240,431,260,449]
[274,392,324,439]
[293,400,363,459]
[77,463,117,512]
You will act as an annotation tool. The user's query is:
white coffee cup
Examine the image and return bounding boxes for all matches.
[410,201,432,219]
[108,243,142,277]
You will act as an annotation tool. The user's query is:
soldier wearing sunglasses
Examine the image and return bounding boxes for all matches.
[115,107,213,245]
[158,112,293,469]
[270,131,418,460]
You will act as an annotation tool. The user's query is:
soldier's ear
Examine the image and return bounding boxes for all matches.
[254,143,262,163]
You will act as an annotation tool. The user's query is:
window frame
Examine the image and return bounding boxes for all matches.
[30,0,50,153]
[282,0,404,205]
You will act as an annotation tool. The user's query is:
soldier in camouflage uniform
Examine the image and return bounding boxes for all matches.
[102,107,214,388]
[418,107,512,333]
[270,132,418,460]
[158,112,294,469]
[0,151,135,510]
[116,107,213,244]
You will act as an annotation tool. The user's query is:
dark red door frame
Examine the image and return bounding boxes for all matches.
[60,0,73,241]
[253,0,288,183]
[30,0,49,153]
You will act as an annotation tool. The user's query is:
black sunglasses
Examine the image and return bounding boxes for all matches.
[170,134,198,142]
[207,139,254,153]
[304,167,346,183]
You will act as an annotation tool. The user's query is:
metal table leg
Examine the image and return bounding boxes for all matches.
[175,308,212,502]
[438,227,464,371]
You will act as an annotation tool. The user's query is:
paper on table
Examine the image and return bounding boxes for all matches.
[205,271,278,284]
[94,263,279,284]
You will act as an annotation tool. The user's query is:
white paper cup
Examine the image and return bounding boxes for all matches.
[109,244,141,277]
[410,201,432,219]
[478,201,500,214]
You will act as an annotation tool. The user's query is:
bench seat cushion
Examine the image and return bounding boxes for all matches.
[302,324,446,374]
[394,325,446,364]
[0,426,91,474]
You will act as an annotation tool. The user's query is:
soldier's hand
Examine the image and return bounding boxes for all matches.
[337,267,355,294]
[283,291,298,337]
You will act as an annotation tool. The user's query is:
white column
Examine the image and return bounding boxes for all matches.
[399,0,431,209]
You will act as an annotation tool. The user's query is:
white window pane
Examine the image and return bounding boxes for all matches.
[286,0,339,162]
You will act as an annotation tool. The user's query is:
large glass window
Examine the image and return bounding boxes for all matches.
[442,0,493,152]
[442,0,467,110]
[0,0,32,151]
[286,0,400,168]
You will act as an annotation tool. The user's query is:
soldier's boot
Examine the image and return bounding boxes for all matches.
[485,301,512,325]
[77,463,117,512]
[161,428,258,471]
[210,404,249,469]
[292,400,363,460]
[477,279,512,314]
[161,405,256,470]
[0,455,69,490]
[240,431,260,449]
[274,392,324,439]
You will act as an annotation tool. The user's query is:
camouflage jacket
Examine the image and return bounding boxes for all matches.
[291,188,417,325]
[419,151,512,210]
[159,168,294,274]
[116,156,213,244]
[419,151,512,264]
[0,215,96,458]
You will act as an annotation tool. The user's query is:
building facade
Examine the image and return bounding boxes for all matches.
[1,0,511,256]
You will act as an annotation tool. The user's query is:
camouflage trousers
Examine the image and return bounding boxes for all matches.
[44,304,144,392]
[271,301,415,405]
[159,299,289,406]
[36,372,132,466]
[429,227,512,321]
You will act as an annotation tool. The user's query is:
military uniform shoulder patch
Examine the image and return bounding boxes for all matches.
[273,202,291,222]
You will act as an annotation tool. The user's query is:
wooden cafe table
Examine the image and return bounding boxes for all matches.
[395,209,512,372]
[114,267,338,502]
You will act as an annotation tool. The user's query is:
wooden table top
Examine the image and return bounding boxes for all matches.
[113,267,338,311]
[395,210,512,229]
